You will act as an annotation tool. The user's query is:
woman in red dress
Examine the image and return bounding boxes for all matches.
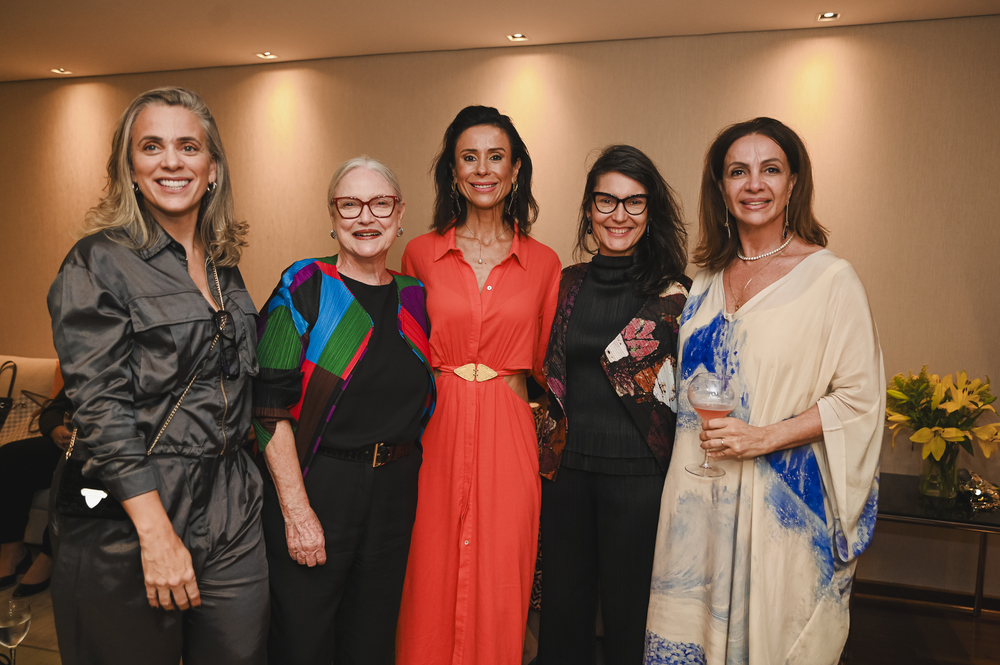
[397,105,561,665]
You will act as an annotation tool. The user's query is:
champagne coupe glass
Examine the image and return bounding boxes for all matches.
[684,372,736,479]
[0,600,31,665]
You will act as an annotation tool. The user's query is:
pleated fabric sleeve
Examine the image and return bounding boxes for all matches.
[252,256,435,471]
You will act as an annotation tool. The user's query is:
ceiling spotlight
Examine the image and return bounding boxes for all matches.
[817,12,840,22]
[255,52,279,60]
[50,68,73,75]
[507,34,529,42]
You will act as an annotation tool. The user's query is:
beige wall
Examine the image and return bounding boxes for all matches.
[1,16,999,592]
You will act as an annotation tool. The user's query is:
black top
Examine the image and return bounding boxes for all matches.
[47,229,259,501]
[319,274,429,450]
[562,253,661,475]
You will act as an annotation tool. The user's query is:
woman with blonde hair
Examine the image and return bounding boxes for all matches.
[48,87,267,664]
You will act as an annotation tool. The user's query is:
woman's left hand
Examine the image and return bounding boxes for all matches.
[699,405,824,461]
[699,417,770,461]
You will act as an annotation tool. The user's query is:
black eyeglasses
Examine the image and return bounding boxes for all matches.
[214,310,240,380]
[330,196,399,219]
[592,192,649,215]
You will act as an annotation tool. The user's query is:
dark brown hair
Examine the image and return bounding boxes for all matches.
[575,145,687,298]
[693,117,827,271]
[430,105,537,235]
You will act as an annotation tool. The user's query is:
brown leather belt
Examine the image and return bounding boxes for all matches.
[316,441,416,468]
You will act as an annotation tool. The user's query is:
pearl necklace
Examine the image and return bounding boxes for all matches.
[737,235,793,261]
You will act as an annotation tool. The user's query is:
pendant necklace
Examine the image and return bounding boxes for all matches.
[727,241,791,311]
[459,226,508,264]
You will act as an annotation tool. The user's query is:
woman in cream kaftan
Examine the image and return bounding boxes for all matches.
[644,249,884,665]
[398,227,560,665]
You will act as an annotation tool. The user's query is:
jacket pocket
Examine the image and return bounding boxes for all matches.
[128,292,213,398]
[228,288,260,377]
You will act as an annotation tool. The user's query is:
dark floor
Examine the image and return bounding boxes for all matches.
[6,583,999,664]
[846,597,1000,665]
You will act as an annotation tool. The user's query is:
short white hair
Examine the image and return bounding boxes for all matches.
[327,156,402,204]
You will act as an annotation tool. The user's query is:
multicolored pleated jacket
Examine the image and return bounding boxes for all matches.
[538,263,690,480]
[252,256,435,476]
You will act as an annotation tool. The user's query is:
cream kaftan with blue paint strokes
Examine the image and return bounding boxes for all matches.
[644,250,884,665]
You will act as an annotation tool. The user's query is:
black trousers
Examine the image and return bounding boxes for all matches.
[0,435,62,555]
[50,449,269,665]
[537,466,666,665]
[263,448,422,665]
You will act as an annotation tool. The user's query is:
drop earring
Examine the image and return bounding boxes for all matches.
[397,228,404,237]
[506,181,519,216]
[725,208,732,240]
[132,182,140,195]
[783,203,790,240]
[330,230,337,240]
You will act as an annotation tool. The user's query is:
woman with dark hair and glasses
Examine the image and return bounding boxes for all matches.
[396,105,561,665]
[47,87,267,664]
[644,118,883,664]
[253,156,435,665]
[535,144,689,664]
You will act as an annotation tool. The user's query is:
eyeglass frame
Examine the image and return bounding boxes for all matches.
[213,310,240,380]
[591,191,649,215]
[329,195,401,219]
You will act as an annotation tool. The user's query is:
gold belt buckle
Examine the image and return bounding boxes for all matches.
[372,442,384,468]
[453,363,499,382]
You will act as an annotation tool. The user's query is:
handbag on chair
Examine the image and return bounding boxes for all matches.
[0,360,15,431]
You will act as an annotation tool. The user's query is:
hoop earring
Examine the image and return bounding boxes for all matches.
[506,181,519,217]
[451,181,463,218]
[330,230,337,240]
[206,182,217,194]
[397,228,404,237]
[783,204,790,240]
[725,208,732,240]
[586,227,593,235]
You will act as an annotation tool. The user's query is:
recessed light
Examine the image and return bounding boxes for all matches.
[50,68,73,75]
[817,12,840,22]
[507,34,529,42]
[255,52,279,60]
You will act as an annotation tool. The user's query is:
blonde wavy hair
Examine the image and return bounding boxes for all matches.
[82,87,247,267]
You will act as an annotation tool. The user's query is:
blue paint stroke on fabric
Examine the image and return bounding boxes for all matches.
[644,632,706,665]
[761,449,835,584]
[844,473,879,560]
[681,311,732,379]
[679,288,707,326]
[650,490,737,624]
[767,446,826,521]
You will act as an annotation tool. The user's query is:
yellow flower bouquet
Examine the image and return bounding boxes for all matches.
[886,367,999,498]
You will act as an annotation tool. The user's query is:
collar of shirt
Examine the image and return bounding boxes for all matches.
[135,225,184,261]
[431,224,528,271]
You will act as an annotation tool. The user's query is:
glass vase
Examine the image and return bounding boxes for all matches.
[918,446,960,499]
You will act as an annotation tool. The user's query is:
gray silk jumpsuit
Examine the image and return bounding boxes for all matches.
[46,229,269,665]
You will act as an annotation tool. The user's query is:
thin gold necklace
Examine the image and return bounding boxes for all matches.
[726,243,789,311]
[458,226,508,265]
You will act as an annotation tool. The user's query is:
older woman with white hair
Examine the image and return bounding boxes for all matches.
[253,156,436,665]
